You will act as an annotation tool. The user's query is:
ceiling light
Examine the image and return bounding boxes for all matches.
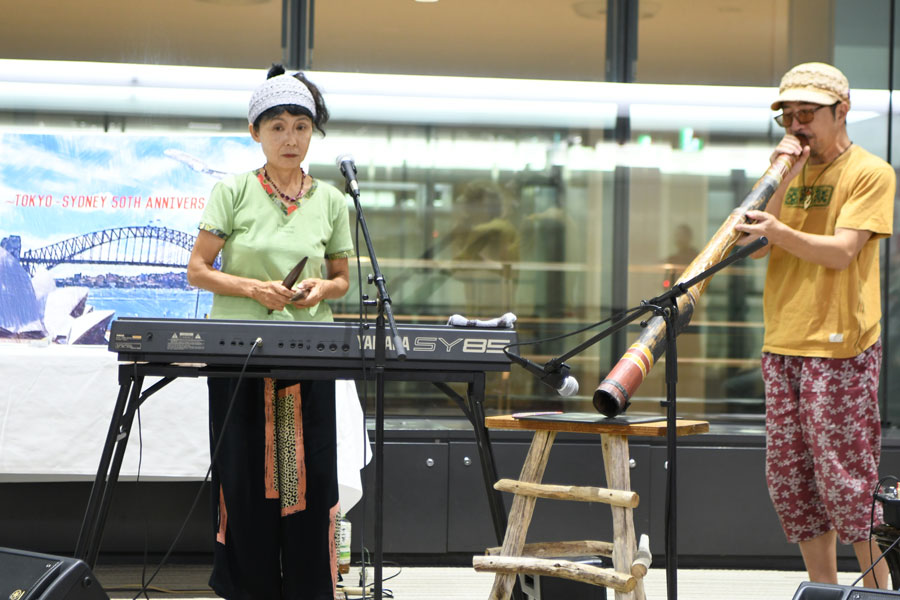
[0,59,889,135]
[640,1,662,18]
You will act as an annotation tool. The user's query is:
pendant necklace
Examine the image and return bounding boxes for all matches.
[264,166,307,206]
[801,143,852,210]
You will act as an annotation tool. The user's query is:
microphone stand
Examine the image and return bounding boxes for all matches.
[527,236,768,600]
[346,180,406,600]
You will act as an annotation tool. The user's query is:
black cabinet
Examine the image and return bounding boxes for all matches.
[648,446,800,558]
[346,441,449,553]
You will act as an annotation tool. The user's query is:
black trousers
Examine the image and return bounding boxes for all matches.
[207,377,338,600]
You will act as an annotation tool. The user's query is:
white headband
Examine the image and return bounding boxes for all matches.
[248,74,317,124]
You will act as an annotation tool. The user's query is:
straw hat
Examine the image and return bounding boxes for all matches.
[771,62,850,110]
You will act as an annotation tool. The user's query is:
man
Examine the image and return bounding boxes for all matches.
[735,62,895,589]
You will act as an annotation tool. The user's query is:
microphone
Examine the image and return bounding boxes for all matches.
[335,154,359,198]
[504,350,579,397]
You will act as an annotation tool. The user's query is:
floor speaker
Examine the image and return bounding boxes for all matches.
[793,581,900,600]
[0,547,108,600]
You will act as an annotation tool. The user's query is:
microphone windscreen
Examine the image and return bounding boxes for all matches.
[335,153,354,167]
[558,377,579,397]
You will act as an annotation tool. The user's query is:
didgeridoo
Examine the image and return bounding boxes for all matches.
[593,146,802,417]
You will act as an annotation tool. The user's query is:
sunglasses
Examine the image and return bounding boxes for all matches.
[774,102,837,127]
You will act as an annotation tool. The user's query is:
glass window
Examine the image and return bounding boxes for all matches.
[319,124,616,417]
[3,0,899,426]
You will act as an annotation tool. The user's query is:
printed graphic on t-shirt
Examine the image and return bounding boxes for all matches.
[784,185,833,209]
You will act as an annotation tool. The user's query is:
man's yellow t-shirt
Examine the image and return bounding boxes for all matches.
[762,144,895,358]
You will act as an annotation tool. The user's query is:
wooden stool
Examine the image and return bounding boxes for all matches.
[473,415,709,600]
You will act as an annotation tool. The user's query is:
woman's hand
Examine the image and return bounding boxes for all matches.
[290,258,350,308]
[251,280,296,312]
[290,278,328,308]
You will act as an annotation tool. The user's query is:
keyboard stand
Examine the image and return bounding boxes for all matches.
[74,362,509,579]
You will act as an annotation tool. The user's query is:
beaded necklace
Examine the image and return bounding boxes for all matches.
[264,166,307,205]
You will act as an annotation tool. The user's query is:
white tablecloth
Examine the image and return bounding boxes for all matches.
[0,343,371,511]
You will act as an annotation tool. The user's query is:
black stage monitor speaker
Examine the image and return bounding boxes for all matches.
[793,582,900,600]
[0,547,108,600]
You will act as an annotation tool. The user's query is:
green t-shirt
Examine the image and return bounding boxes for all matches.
[198,170,354,322]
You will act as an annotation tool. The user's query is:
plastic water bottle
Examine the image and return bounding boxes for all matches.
[338,513,351,570]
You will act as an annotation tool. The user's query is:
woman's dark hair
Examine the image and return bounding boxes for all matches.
[252,63,330,135]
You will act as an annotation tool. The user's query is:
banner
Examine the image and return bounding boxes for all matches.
[0,131,262,342]
[0,131,258,479]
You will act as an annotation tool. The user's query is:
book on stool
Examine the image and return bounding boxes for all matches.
[518,555,611,600]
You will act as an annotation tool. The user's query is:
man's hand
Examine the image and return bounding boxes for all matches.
[771,134,811,184]
[735,210,785,247]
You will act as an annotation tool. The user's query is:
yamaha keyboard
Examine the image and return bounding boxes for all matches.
[83,317,517,571]
[108,317,517,371]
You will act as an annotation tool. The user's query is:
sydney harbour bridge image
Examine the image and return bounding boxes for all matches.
[0,225,207,343]
[15,226,197,276]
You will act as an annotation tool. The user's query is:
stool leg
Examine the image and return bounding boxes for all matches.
[488,430,556,600]
[602,433,645,600]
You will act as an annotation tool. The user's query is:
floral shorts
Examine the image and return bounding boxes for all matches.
[762,341,883,544]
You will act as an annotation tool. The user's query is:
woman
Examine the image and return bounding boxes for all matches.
[187,64,353,600]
